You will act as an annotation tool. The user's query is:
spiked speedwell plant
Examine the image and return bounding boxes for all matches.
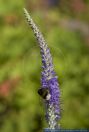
[24,8,60,129]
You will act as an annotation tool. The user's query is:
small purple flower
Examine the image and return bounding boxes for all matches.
[24,8,60,129]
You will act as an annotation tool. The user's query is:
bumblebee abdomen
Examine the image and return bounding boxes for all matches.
[38,88,50,100]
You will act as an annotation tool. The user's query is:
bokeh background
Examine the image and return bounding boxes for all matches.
[0,0,89,131]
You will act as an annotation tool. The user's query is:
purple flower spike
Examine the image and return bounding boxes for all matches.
[24,8,60,129]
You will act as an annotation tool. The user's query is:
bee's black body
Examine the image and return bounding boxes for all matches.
[38,88,50,100]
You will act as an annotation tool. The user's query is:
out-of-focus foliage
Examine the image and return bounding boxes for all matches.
[0,0,89,132]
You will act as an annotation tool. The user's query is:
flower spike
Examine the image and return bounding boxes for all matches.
[24,8,60,129]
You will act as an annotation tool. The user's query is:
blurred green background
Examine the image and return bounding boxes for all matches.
[0,0,89,131]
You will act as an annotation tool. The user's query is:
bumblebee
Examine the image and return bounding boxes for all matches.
[38,88,51,100]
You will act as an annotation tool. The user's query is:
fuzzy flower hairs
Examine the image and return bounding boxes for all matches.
[24,8,60,129]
